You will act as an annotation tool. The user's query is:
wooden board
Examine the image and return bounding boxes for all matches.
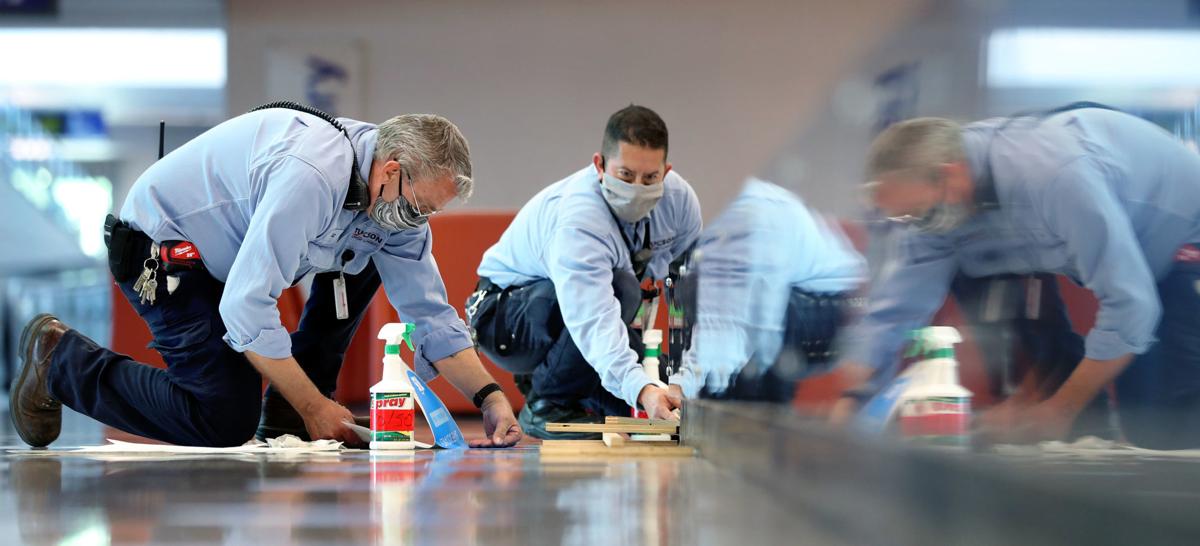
[546,422,679,435]
[604,416,679,427]
[541,439,681,449]
[539,440,694,458]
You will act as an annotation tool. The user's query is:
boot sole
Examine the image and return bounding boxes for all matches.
[11,314,61,448]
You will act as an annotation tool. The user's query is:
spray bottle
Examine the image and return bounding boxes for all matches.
[896,326,972,446]
[631,329,665,419]
[372,323,417,450]
[642,329,664,383]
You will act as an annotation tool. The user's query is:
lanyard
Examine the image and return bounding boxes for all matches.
[606,206,653,281]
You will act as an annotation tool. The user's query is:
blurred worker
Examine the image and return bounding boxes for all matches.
[836,104,1200,449]
[668,178,866,404]
[866,216,1115,439]
[468,105,701,438]
[947,272,1116,439]
[12,105,522,448]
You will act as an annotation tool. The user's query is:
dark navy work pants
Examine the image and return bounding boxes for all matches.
[469,270,642,417]
[47,263,381,447]
[1115,260,1200,449]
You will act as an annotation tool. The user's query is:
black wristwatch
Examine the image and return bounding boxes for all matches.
[472,383,504,408]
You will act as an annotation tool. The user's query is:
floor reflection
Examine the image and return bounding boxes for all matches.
[0,411,834,546]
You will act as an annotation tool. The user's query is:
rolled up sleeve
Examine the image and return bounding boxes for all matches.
[220,156,334,358]
[1042,158,1160,359]
[546,225,650,408]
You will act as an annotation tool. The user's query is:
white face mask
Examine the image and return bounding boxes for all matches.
[600,172,665,223]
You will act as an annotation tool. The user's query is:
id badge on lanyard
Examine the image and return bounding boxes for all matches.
[333,271,350,320]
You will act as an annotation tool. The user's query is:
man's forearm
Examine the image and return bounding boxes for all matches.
[1047,354,1134,415]
[245,352,327,414]
[433,348,507,404]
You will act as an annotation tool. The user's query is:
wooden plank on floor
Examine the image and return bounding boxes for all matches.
[540,439,680,450]
[605,416,679,427]
[540,444,695,457]
[540,440,606,448]
[546,422,678,434]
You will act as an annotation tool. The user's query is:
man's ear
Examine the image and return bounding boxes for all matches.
[664,162,673,178]
[592,153,605,176]
[385,159,402,178]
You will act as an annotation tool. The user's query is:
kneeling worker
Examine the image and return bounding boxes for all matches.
[469,105,702,438]
[12,105,522,448]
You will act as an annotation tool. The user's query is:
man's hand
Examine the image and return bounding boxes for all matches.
[667,384,685,407]
[977,398,1075,444]
[301,398,361,446]
[975,396,1024,433]
[639,384,681,421]
[829,397,860,426]
[244,351,362,446]
[979,354,1132,445]
[828,362,874,426]
[471,392,523,448]
[430,348,524,448]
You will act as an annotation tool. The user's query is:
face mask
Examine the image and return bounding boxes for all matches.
[368,177,428,231]
[600,173,664,223]
[913,202,970,234]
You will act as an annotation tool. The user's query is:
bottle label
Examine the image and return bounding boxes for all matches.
[899,396,970,444]
[371,392,414,442]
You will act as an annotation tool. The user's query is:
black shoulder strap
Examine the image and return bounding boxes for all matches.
[248,101,370,211]
[980,101,1123,205]
[999,101,1121,130]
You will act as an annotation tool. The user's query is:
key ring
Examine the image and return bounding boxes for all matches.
[465,289,487,321]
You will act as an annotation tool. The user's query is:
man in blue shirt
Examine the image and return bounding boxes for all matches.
[469,106,701,438]
[668,178,866,402]
[12,106,523,448]
[835,106,1200,448]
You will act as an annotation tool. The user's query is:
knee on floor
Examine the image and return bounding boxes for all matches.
[192,395,263,447]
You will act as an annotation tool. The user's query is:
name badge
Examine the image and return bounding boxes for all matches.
[333,272,350,320]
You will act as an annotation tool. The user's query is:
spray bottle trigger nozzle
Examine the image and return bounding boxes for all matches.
[402,323,415,352]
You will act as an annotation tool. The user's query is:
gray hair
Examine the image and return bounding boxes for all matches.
[865,117,965,182]
[375,114,474,200]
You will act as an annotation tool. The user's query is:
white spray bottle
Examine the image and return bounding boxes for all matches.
[372,323,417,450]
[642,329,664,383]
[897,326,973,446]
[631,329,665,419]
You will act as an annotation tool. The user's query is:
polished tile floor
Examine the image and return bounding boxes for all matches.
[0,408,839,546]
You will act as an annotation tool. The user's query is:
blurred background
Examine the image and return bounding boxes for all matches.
[3,0,1200,411]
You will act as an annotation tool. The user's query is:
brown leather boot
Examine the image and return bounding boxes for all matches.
[10,314,67,448]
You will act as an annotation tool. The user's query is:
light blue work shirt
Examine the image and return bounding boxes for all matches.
[476,165,702,407]
[670,178,866,397]
[844,108,1200,386]
[120,109,472,380]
